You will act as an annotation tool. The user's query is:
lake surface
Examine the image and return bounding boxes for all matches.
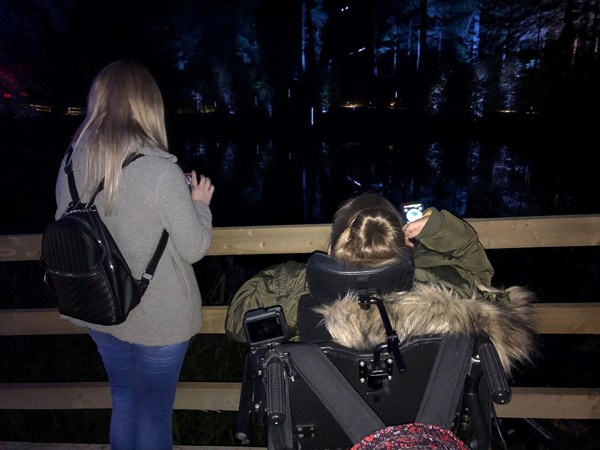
[2,110,598,231]
[169,110,599,227]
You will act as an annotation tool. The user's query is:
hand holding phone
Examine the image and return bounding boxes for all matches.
[187,170,215,205]
[402,202,423,223]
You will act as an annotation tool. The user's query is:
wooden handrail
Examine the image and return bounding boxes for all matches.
[0,382,597,419]
[2,214,600,261]
[1,303,600,336]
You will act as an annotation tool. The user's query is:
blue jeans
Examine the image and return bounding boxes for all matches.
[89,330,189,450]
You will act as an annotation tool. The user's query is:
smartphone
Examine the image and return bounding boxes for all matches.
[402,202,424,223]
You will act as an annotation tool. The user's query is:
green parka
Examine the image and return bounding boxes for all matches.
[225,208,503,343]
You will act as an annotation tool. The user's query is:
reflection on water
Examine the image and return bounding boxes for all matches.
[1,114,596,233]
[174,133,594,228]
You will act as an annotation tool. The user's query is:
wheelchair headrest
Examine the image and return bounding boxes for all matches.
[306,250,415,303]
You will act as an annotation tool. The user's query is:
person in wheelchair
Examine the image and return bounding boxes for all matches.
[225,192,535,376]
[227,193,537,449]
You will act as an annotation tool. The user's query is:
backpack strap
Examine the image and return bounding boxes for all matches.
[139,229,170,294]
[63,146,81,206]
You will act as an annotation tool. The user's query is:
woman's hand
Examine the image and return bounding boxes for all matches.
[402,215,429,247]
[189,170,215,205]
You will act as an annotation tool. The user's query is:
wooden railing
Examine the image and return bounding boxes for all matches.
[1,215,599,445]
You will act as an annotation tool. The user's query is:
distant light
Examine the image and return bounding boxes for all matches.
[65,106,84,116]
[347,176,361,187]
[29,104,52,113]
[341,101,365,109]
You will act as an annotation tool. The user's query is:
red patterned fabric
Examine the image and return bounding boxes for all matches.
[351,423,469,450]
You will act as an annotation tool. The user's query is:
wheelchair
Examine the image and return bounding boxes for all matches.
[234,252,511,450]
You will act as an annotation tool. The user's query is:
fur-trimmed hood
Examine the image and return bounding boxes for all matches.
[313,283,537,375]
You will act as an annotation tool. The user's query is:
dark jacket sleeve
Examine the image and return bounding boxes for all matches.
[413,208,496,298]
[224,261,309,342]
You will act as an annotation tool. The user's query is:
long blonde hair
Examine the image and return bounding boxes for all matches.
[71,60,169,215]
[329,193,408,267]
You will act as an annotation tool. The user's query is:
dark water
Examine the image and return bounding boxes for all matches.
[168,110,599,227]
[2,111,598,230]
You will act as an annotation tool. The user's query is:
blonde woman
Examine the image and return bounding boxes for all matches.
[53,60,215,449]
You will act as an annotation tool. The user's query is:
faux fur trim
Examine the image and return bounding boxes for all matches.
[313,283,537,375]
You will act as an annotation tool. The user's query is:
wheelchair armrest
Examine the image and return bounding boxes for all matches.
[477,335,512,405]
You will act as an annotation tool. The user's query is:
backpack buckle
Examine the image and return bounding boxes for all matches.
[139,272,153,288]
[141,272,153,281]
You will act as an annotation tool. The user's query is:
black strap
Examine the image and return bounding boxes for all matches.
[279,342,385,444]
[139,229,170,294]
[416,334,473,428]
[63,146,169,290]
[276,338,474,444]
[63,146,80,205]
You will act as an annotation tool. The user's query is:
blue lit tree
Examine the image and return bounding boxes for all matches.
[1,0,598,119]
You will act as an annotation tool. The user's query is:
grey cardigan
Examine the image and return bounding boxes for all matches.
[54,143,213,346]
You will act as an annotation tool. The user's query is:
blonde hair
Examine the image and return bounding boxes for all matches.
[329,194,408,267]
[71,60,168,215]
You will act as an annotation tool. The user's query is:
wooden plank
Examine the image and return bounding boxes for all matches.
[0,382,239,411]
[1,303,599,336]
[2,214,600,262]
[0,309,80,335]
[533,303,600,334]
[1,382,598,419]
[209,224,331,255]
[201,306,229,333]
[496,387,600,419]
[0,234,42,261]
[469,214,600,249]
[174,382,240,411]
[0,382,112,409]
[0,306,227,336]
